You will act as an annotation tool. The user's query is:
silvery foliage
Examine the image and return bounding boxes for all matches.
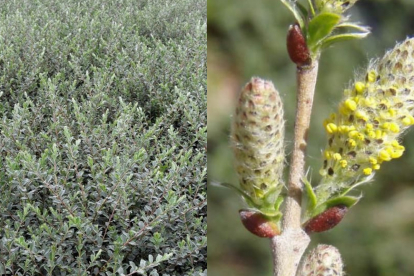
[0,0,206,275]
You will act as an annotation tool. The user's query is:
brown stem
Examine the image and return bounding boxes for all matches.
[284,61,319,229]
[271,61,319,276]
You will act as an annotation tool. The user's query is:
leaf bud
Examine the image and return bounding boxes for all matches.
[303,205,348,233]
[239,210,280,238]
[287,24,311,66]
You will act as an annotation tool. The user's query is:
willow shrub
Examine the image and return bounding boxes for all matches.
[0,0,206,275]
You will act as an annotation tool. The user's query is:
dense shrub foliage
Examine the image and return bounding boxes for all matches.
[0,0,206,275]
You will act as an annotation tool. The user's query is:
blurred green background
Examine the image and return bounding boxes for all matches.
[208,0,414,275]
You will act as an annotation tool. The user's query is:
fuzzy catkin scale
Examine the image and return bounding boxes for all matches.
[232,77,285,202]
[319,38,414,195]
[299,244,344,276]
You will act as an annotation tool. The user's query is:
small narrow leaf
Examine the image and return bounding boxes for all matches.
[339,175,374,196]
[307,12,341,50]
[336,22,371,32]
[309,195,359,219]
[280,0,305,29]
[321,32,370,49]
[274,196,284,211]
[325,195,360,209]
[303,177,317,211]
[262,186,283,207]
[306,0,315,16]
[210,182,263,209]
[296,2,309,19]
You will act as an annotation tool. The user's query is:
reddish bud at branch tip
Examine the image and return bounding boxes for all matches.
[287,24,311,66]
[239,210,280,238]
[303,205,348,233]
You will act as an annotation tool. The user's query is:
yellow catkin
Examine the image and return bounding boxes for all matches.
[319,37,414,189]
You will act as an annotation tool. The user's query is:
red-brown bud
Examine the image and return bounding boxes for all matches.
[303,205,348,233]
[239,210,280,238]
[287,24,311,66]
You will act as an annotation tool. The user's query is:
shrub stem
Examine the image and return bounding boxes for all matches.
[271,61,319,276]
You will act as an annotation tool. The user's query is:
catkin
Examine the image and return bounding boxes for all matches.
[316,0,357,13]
[319,38,414,195]
[299,244,344,276]
[231,77,285,203]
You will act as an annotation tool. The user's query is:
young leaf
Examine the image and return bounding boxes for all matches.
[324,195,360,209]
[280,0,305,29]
[307,12,341,51]
[303,177,317,211]
[321,32,370,49]
[296,2,310,19]
[336,22,371,32]
[211,182,264,209]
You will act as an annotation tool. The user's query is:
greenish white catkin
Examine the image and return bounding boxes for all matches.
[231,77,285,205]
[316,0,357,13]
[318,37,414,200]
[299,244,344,276]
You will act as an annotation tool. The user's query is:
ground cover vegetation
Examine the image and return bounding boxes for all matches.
[0,0,206,275]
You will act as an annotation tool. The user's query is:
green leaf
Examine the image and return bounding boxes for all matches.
[262,185,283,206]
[310,195,359,217]
[295,2,310,38]
[336,22,371,32]
[274,196,284,211]
[15,237,28,247]
[296,2,309,18]
[280,0,305,29]
[306,0,315,16]
[260,209,283,221]
[319,22,370,48]
[212,182,262,209]
[212,182,284,217]
[307,12,341,51]
[257,197,284,220]
[303,177,317,211]
[321,32,370,49]
[339,175,374,196]
[325,195,360,208]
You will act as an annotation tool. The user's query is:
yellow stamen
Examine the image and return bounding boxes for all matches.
[367,71,377,83]
[348,139,357,147]
[369,157,377,165]
[363,168,373,175]
[379,149,392,161]
[344,99,357,111]
[326,123,338,134]
[391,150,404,159]
[402,115,414,126]
[389,122,400,133]
[333,153,342,161]
[355,82,366,94]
